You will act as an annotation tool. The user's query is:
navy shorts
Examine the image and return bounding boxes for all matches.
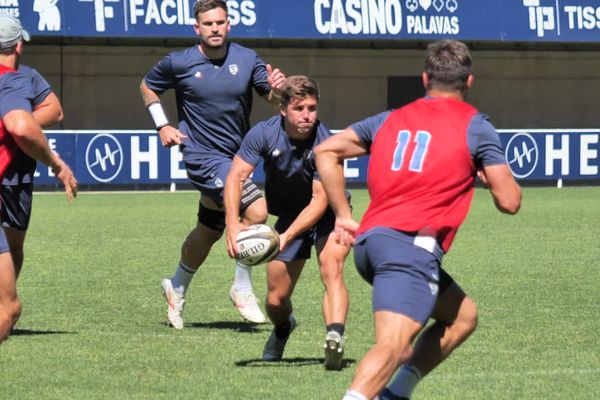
[274,208,336,262]
[1,183,34,231]
[185,157,262,210]
[354,227,449,325]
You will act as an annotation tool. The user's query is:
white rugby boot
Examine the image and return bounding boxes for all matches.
[323,330,345,370]
[229,286,266,324]
[161,278,185,329]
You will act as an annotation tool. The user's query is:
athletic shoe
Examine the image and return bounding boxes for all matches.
[229,286,266,324]
[161,278,185,329]
[378,388,409,400]
[262,316,297,361]
[323,330,345,370]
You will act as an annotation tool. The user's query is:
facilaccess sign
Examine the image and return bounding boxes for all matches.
[4,0,600,42]
[33,130,600,187]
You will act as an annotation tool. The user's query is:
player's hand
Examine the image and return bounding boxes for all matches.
[278,231,293,252]
[158,125,186,147]
[334,217,359,246]
[51,157,78,202]
[226,222,249,259]
[266,64,286,95]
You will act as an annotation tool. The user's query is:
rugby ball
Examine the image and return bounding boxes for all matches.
[235,224,280,266]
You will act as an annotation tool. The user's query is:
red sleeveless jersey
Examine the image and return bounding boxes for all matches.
[357,97,478,252]
[0,64,17,180]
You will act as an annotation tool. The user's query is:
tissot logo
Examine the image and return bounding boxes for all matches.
[85,134,124,183]
[505,132,539,179]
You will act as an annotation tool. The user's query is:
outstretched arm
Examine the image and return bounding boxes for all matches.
[278,180,329,251]
[139,79,186,147]
[315,128,367,245]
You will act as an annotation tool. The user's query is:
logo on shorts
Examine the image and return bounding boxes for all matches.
[229,64,238,75]
[505,132,539,179]
[194,71,203,79]
[215,177,224,188]
[429,282,439,296]
[85,134,124,183]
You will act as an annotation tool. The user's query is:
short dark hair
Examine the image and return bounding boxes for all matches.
[280,76,320,107]
[193,0,227,19]
[425,40,472,94]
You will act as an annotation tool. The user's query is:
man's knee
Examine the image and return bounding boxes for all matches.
[242,198,267,225]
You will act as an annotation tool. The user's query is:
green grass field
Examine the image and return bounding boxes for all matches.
[1,187,599,399]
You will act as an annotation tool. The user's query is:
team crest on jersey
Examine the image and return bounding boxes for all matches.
[228,64,238,75]
[194,71,203,79]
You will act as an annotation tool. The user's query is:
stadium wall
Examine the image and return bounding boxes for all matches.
[22,44,600,132]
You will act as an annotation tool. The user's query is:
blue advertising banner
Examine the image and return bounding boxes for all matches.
[3,1,600,42]
[33,129,600,187]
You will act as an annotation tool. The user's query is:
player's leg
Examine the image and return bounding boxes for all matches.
[161,194,224,329]
[344,229,439,400]
[262,258,304,361]
[262,215,312,360]
[0,243,20,342]
[384,271,478,399]
[229,179,268,323]
[1,183,34,280]
[315,228,350,370]
[344,311,422,400]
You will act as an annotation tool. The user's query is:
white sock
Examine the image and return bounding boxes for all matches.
[232,262,253,293]
[342,389,368,400]
[387,364,422,398]
[171,262,195,294]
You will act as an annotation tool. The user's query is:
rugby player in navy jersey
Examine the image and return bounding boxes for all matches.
[140,0,286,327]
[1,64,64,281]
[224,76,351,370]
[0,15,77,343]
[315,40,521,400]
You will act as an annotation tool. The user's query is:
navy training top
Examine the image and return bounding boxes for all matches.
[2,65,52,185]
[237,115,333,216]
[144,42,272,162]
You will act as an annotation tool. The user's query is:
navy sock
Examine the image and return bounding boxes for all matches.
[274,320,291,340]
[326,323,345,336]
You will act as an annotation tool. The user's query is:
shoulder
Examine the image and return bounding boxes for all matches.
[229,42,258,58]
[249,115,280,138]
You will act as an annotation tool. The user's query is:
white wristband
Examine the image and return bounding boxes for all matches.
[147,102,169,130]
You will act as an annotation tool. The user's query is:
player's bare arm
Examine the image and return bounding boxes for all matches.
[224,155,255,258]
[4,109,77,201]
[315,128,366,245]
[264,64,286,107]
[32,92,63,127]
[480,164,521,214]
[278,179,328,251]
[139,79,186,147]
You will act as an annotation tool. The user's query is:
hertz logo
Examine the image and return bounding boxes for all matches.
[85,134,124,183]
[505,132,539,179]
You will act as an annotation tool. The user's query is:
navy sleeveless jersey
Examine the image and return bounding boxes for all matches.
[237,115,333,216]
[144,43,272,161]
